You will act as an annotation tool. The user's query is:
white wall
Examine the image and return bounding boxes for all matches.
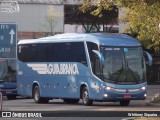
[16,0,83,5]
[0,4,64,33]
[64,24,85,33]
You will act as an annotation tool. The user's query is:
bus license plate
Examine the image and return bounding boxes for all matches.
[123,95,131,98]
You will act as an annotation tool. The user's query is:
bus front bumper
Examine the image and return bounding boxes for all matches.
[0,89,17,96]
[102,88,146,101]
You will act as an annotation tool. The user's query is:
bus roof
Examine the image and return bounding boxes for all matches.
[18,33,141,47]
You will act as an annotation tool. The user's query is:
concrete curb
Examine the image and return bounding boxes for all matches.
[146,102,160,107]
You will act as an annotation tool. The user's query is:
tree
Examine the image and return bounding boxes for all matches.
[46,5,56,36]
[82,0,160,51]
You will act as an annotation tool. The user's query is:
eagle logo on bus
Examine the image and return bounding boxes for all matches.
[27,63,79,75]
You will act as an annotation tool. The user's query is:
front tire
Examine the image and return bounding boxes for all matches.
[82,87,93,106]
[33,85,49,103]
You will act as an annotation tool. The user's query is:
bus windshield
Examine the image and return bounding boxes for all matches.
[101,47,146,84]
[0,60,16,83]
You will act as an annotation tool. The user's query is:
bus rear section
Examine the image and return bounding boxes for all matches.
[0,59,17,99]
[17,33,152,106]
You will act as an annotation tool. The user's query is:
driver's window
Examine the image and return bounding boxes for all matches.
[87,42,100,78]
[93,56,101,78]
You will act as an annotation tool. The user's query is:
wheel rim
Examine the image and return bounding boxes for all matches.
[83,90,89,104]
[34,87,39,101]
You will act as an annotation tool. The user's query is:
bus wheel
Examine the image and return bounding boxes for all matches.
[63,99,79,104]
[82,87,93,106]
[120,100,130,106]
[7,95,16,100]
[33,86,49,104]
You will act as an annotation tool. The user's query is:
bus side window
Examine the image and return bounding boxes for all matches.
[87,42,99,76]
[93,55,101,78]
[71,42,88,66]
[49,42,87,66]
[37,44,50,62]
[18,44,30,62]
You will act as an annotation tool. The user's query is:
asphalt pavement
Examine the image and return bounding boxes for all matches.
[146,85,160,103]
[0,85,160,120]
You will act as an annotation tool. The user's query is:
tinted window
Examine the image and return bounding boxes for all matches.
[18,42,87,66]
[18,44,49,62]
[87,42,99,74]
[87,42,98,63]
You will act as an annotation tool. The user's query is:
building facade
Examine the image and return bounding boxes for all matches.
[0,0,118,39]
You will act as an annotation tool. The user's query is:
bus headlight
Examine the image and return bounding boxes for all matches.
[144,94,147,97]
[141,86,146,90]
[106,86,111,90]
[104,94,108,97]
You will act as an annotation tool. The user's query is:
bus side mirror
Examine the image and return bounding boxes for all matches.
[143,51,152,66]
[92,50,104,69]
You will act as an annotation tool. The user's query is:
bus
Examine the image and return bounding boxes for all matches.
[0,59,17,99]
[17,33,152,106]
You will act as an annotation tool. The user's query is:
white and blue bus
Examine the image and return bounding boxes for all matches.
[17,33,152,106]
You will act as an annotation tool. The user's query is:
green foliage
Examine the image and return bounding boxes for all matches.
[81,0,116,16]
[123,1,160,51]
[82,0,160,51]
